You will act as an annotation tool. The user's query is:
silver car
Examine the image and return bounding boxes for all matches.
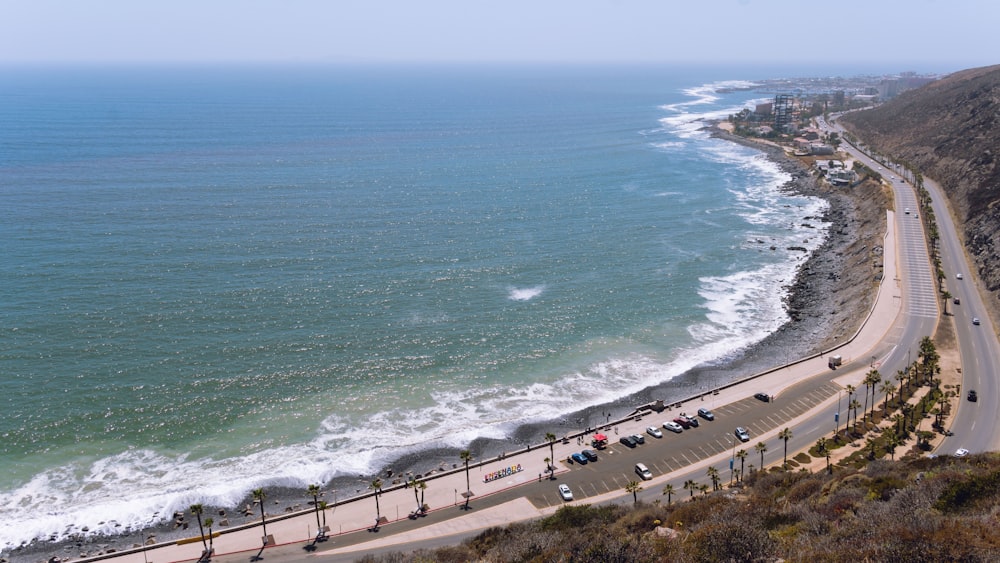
[558,484,573,500]
[663,421,684,433]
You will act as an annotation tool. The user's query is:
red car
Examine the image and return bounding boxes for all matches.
[673,417,691,429]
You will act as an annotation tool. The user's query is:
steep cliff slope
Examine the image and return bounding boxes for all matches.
[840,65,1000,310]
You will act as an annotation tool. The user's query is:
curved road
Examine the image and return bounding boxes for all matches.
[823,113,1000,454]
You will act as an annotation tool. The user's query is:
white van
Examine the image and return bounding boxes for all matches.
[635,463,652,480]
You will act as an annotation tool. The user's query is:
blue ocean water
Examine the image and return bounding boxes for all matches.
[1,64,830,545]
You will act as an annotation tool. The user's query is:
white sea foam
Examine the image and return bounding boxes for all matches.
[508,285,545,301]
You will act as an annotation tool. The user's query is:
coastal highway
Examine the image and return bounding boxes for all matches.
[920,174,1000,454]
[822,113,1000,454]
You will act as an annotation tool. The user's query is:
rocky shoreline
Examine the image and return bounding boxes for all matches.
[5,127,888,563]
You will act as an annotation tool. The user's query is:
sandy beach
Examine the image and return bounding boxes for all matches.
[6,126,890,563]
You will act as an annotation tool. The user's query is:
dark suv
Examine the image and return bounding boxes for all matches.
[968,390,978,402]
[754,392,770,402]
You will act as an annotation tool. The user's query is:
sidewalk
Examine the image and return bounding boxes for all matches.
[86,214,905,563]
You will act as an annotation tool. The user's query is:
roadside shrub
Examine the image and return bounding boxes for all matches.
[687,520,776,563]
[540,503,623,531]
[786,475,824,503]
[934,468,1000,512]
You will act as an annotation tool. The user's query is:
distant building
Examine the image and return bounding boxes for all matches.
[809,143,834,156]
[773,94,794,131]
[827,168,858,186]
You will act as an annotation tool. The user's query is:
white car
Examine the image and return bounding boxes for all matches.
[973,318,981,325]
[646,426,663,438]
[663,421,684,433]
[957,273,963,279]
[558,484,573,501]
[635,463,653,481]
[955,448,970,458]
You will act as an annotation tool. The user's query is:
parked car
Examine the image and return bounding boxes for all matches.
[635,463,653,481]
[570,452,588,464]
[646,426,663,438]
[582,449,598,462]
[630,434,645,445]
[663,421,684,433]
[735,427,751,442]
[754,392,770,402]
[619,435,637,448]
[697,407,715,421]
[973,317,981,325]
[968,390,978,402]
[558,484,573,501]
[679,413,700,427]
[672,417,691,429]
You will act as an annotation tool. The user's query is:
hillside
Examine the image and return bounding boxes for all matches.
[359,454,1000,562]
[839,65,1000,313]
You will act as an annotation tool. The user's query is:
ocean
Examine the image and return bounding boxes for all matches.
[1,63,843,547]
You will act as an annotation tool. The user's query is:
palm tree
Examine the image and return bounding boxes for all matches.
[662,483,675,505]
[895,369,907,397]
[919,336,939,384]
[204,517,214,555]
[699,483,710,495]
[190,504,207,551]
[459,450,473,509]
[683,479,697,498]
[865,436,878,459]
[252,487,268,543]
[706,466,720,491]
[409,476,421,512]
[370,478,383,527]
[865,370,881,422]
[892,413,906,436]
[778,428,793,469]
[308,484,322,532]
[625,480,642,503]
[418,479,428,511]
[849,399,862,433]
[941,290,951,316]
[318,501,328,528]
[845,384,856,411]
[735,449,748,482]
[755,442,768,471]
[885,430,901,460]
[880,381,896,414]
[545,432,557,479]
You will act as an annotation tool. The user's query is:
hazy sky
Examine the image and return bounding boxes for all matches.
[1,0,995,71]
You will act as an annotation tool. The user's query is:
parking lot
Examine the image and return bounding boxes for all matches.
[525,379,841,508]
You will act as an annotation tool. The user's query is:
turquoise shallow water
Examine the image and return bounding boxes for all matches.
[1,64,834,545]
